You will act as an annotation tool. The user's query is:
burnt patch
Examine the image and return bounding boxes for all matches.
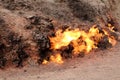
[61,44,74,59]
[26,15,55,34]
[33,32,51,64]
[29,16,41,25]
[0,42,6,68]
[97,35,112,49]
[0,18,5,26]
[7,32,22,45]
[0,57,7,69]
[13,46,29,67]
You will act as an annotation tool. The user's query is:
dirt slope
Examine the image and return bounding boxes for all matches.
[0,42,120,80]
[0,0,120,80]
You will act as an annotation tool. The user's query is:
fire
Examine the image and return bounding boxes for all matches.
[42,53,63,64]
[42,24,117,64]
[107,23,115,32]
[103,29,117,46]
[42,60,48,64]
[50,54,63,64]
[49,29,81,49]
[50,25,103,54]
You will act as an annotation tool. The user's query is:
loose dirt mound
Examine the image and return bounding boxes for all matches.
[0,0,120,80]
[0,0,119,68]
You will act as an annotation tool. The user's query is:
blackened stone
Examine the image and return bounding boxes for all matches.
[97,36,112,49]
[61,44,74,59]
[64,44,74,53]
[37,59,43,64]
[33,33,51,64]
[0,42,5,50]
[0,18,6,28]
[96,25,104,34]
[25,25,33,29]
[62,25,69,31]
[38,51,50,64]
[47,23,54,30]
[0,57,6,69]
[29,16,41,25]
[16,47,28,67]
[0,42,6,68]
[34,33,50,50]
[8,33,22,45]
[33,31,51,51]
[113,27,118,31]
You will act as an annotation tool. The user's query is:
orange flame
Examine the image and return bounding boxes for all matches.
[42,60,48,64]
[50,25,104,54]
[42,54,63,64]
[50,29,81,49]
[50,54,63,64]
[43,24,117,64]
[103,29,117,46]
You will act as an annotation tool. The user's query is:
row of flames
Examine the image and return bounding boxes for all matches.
[42,24,117,64]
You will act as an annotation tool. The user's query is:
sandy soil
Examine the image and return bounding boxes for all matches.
[0,42,120,80]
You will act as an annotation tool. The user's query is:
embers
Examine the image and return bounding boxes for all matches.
[8,32,22,45]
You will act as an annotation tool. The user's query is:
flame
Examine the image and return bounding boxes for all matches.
[50,25,104,54]
[42,24,117,64]
[50,54,63,64]
[107,23,115,32]
[103,29,117,46]
[50,29,81,49]
[42,60,48,64]
[42,54,63,64]
[109,37,117,46]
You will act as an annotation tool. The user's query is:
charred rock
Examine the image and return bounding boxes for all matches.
[97,36,112,49]
[15,46,29,67]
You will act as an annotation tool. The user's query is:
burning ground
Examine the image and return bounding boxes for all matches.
[42,23,118,64]
[0,12,119,68]
[0,0,120,68]
[0,0,120,80]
